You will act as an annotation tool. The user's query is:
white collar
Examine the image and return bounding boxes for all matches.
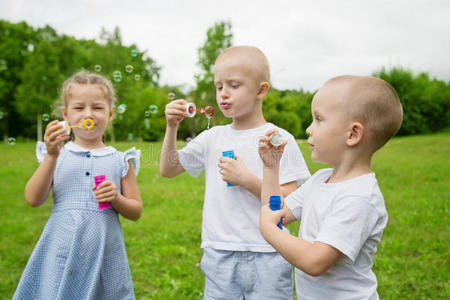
[64,141,116,157]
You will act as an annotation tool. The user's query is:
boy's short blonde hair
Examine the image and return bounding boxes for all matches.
[215,46,271,84]
[327,75,403,151]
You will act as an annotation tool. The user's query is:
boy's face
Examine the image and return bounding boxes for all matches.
[214,54,263,119]
[306,83,351,165]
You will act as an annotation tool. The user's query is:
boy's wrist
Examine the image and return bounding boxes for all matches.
[263,164,280,172]
[166,123,179,130]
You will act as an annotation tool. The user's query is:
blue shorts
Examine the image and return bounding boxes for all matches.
[200,248,293,300]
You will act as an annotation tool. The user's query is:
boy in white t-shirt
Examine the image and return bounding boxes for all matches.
[258,75,403,299]
[160,46,310,299]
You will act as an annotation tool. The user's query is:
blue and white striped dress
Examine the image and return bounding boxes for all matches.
[13,141,140,300]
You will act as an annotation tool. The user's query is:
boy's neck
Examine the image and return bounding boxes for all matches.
[327,153,373,183]
[231,111,266,130]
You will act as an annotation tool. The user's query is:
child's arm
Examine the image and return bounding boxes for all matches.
[94,162,142,221]
[25,120,70,207]
[218,158,297,199]
[260,205,342,276]
[258,129,342,276]
[160,99,188,177]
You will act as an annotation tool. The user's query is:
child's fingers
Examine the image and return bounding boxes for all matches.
[265,129,279,137]
[96,190,116,201]
[165,108,186,117]
[165,100,187,111]
[44,122,62,138]
[258,136,270,147]
[219,157,233,163]
[171,99,188,105]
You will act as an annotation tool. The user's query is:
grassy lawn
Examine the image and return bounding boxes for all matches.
[0,133,448,299]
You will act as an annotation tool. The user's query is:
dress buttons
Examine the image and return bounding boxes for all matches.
[86,153,91,158]
[86,172,90,176]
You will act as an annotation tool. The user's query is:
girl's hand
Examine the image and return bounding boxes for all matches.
[165,99,188,128]
[93,180,119,205]
[218,156,251,186]
[44,120,71,157]
[258,129,287,168]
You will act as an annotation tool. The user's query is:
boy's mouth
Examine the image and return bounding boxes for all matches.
[219,102,231,109]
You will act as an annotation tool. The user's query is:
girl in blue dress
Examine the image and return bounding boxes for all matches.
[14,71,142,300]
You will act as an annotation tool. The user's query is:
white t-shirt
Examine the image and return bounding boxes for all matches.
[285,168,388,299]
[178,123,310,252]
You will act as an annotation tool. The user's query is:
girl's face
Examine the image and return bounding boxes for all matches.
[62,84,113,146]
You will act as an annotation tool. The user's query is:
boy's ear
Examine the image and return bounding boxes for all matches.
[257,81,270,100]
[347,122,364,147]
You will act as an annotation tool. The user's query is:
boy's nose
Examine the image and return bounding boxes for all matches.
[220,87,230,99]
[306,124,312,136]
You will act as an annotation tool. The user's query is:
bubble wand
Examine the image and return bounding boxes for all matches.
[168,92,215,129]
[59,118,95,135]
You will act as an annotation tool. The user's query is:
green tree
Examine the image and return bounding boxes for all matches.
[0,20,36,142]
[192,21,233,135]
[374,67,450,135]
[15,26,62,141]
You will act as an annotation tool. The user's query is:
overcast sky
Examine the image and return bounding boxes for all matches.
[1,0,449,91]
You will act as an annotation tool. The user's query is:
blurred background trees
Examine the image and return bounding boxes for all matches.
[0,19,448,142]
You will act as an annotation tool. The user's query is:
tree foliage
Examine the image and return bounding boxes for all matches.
[373,67,450,135]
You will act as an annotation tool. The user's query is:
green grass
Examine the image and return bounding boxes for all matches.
[0,133,449,299]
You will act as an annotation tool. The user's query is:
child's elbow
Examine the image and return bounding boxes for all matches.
[304,265,327,277]
[25,193,42,207]
[26,199,39,207]
[160,166,173,178]
[294,257,330,277]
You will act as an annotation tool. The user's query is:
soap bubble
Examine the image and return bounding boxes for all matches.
[113,70,122,83]
[127,133,134,141]
[149,104,158,114]
[144,110,150,117]
[168,92,175,100]
[0,60,7,72]
[28,44,34,52]
[130,49,138,57]
[94,64,102,72]
[134,74,141,81]
[0,111,4,119]
[117,104,127,114]
[125,65,133,73]
[41,113,50,121]
[7,137,16,146]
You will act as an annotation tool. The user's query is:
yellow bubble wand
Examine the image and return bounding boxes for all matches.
[59,118,95,134]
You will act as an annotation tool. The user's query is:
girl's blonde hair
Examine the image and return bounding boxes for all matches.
[54,70,116,117]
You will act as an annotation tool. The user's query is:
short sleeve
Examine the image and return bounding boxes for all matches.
[284,179,311,220]
[177,129,210,177]
[122,147,141,177]
[36,141,47,163]
[279,133,311,185]
[315,196,380,262]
